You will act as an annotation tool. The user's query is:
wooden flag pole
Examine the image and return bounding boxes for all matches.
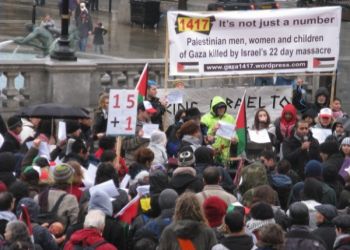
[115,136,122,171]
[163,21,170,131]
[330,71,337,103]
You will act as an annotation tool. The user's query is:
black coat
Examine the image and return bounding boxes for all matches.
[93,109,107,137]
[282,133,320,179]
[312,223,337,250]
[0,132,21,153]
[148,97,165,130]
[93,26,107,45]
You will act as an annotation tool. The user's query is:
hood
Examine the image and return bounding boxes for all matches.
[271,174,292,188]
[150,170,169,195]
[0,211,17,222]
[70,228,105,246]
[281,104,297,125]
[88,190,113,217]
[173,220,204,239]
[315,87,329,102]
[221,235,254,250]
[210,96,227,116]
[194,146,214,165]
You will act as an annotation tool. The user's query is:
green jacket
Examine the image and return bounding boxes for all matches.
[201,96,235,164]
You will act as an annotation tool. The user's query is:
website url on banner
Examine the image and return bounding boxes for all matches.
[204,61,308,71]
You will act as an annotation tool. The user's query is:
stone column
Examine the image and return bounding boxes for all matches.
[2,71,19,108]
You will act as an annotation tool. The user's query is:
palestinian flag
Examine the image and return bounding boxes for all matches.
[313,57,335,68]
[177,62,199,73]
[236,92,247,156]
[135,63,148,103]
[116,194,140,225]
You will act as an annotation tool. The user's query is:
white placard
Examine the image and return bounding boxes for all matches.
[107,89,138,136]
[167,7,341,76]
[157,86,291,130]
[57,121,67,141]
[120,174,131,189]
[167,90,183,104]
[26,141,51,159]
[142,124,159,139]
[89,179,119,198]
[136,185,150,196]
[216,121,236,140]
[248,129,271,143]
[311,127,332,144]
[82,163,98,188]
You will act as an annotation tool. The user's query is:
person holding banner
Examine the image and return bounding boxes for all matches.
[122,102,156,166]
[201,96,236,166]
[146,80,167,131]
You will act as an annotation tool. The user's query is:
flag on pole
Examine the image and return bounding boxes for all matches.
[135,63,149,103]
[20,204,34,244]
[116,194,140,225]
[236,92,247,156]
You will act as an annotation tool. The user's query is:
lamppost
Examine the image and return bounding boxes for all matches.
[51,0,77,61]
[32,0,36,25]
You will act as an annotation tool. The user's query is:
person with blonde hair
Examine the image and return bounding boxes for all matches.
[158,192,217,250]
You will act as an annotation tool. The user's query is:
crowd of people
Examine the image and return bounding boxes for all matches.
[0,79,348,250]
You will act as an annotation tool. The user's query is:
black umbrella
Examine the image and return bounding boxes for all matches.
[18,103,89,119]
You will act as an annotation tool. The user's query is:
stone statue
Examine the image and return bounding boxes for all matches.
[13,24,79,57]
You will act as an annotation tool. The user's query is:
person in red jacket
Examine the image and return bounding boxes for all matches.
[64,209,117,250]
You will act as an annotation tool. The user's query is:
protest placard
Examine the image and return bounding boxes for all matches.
[167,7,341,76]
[216,121,236,140]
[89,179,120,198]
[57,121,67,141]
[142,124,160,139]
[248,129,271,143]
[106,89,138,136]
[311,127,332,143]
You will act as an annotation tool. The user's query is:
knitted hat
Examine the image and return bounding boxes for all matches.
[52,163,74,184]
[65,120,81,134]
[304,160,323,178]
[16,197,40,222]
[158,188,178,210]
[88,190,113,217]
[315,204,337,221]
[319,108,332,118]
[147,80,158,88]
[7,116,22,130]
[178,147,195,167]
[341,137,350,146]
[203,196,228,228]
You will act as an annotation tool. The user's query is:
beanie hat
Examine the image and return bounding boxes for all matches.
[158,188,178,210]
[88,190,113,217]
[65,120,81,134]
[16,197,40,222]
[178,147,195,167]
[304,160,323,178]
[203,196,228,227]
[52,163,74,184]
[7,116,22,130]
[315,204,337,221]
[319,141,339,156]
[147,80,158,88]
[0,152,16,172]
[341,137,350,147]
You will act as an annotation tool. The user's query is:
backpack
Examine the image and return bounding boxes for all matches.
[73,240,107,250]
[37,189,67,225]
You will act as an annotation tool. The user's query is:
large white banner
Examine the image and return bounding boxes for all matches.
[158,86,292,127]
[167,7,341,76]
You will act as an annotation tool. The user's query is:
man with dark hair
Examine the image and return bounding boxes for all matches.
[146,80,167,130]
[212,211,253,250]
[64,138,89,168]
[0,115,23,153]
[332,214,350,250]
[0,192,16,236]
[196,167,237,206]
[260,150,277,185]
[285,202,326,250]
[283,120,320,179]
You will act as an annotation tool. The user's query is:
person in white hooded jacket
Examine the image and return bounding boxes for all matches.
[147,131,168,166]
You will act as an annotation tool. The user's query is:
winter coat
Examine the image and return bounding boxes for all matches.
[285,225,327,250]
[274,104,297,150]
[64,228,117,250]
[271,173,292,210]
[180,135,202,152]
[76,11,93,38]
[196,185,237,206]
[158,220,217,250]
[282,132,320,179]
[201,96,235,163]
[34,189,79,229]
[338,185,350,209]
[147,96,166,130]
[0,211,17,236]
[212,234,254,250]
[323,153,344,172]
[334,234,350,250]
[93,26,107,45]
[339,157,350,183]
[93,108,107,136]
[312,222,336,250]
[170,171,203,195]
[0,132,21,153]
